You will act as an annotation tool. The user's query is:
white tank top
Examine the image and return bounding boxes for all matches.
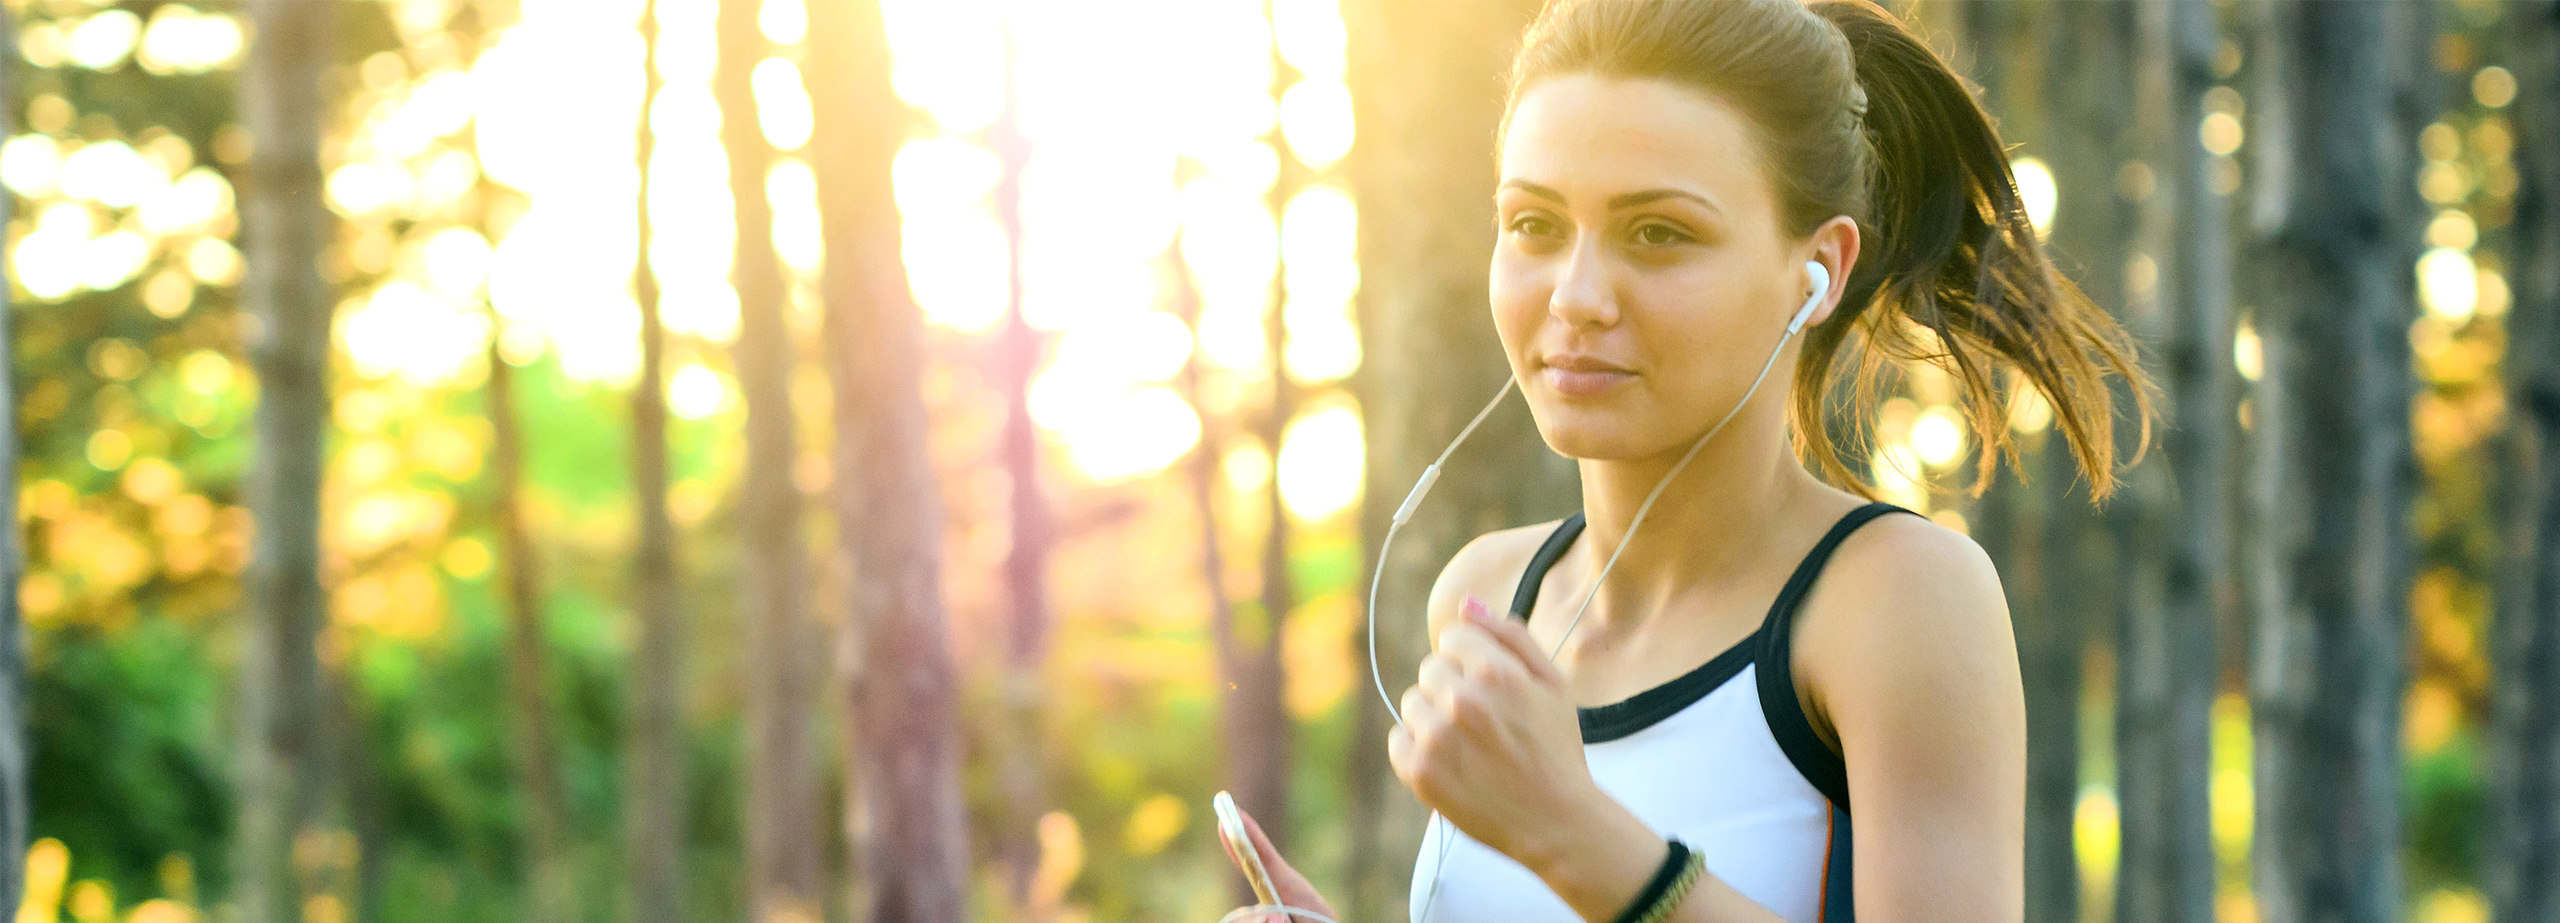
[1407,502,1914,923]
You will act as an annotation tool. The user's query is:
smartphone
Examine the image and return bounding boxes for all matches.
[1213,790,1282,907]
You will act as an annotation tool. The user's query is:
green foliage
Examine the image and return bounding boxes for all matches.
[26,620,230,906]
[2406,731,2486,895]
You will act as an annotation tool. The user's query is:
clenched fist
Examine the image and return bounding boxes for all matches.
[1387,594,1605,869]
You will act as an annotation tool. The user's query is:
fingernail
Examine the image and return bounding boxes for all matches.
[1461,594,1491,621]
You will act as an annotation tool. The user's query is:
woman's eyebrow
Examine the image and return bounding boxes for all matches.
[1497,179,1722,216]
[1497,179,1568,203]
[1608,189,1721,215]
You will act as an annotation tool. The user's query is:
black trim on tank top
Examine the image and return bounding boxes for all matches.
[1752,501,1920,814]
[1822,804,1856,922]
[1513,512,1745,743]
[1514,512,1755,742]
[1574,633,1760,743]
[1508,512,1585,620]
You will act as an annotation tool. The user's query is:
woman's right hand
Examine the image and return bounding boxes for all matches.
[1220,804,1337,923]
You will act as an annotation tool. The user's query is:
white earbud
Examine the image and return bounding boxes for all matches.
[1788,260,1829,335]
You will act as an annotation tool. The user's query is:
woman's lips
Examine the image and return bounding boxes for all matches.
[1541,364,1634,397]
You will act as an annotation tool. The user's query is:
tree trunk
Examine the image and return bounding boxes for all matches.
[1226,39,1307,894]
[452,6,575,919]
[984,60,1057,915]
[1341,3,1572,920]
[1947,6,2103,920]
[716,2,826,920]
[0,8,27,916]
[327,660,389,922]
[2489,1,2560,918]
[1966,1,2129,915]
[2117,2,2228,922]
[804,0,973,919]
[236,2,337,919]
[2016,3,2146,920]
[476,3,567,883]
[486,328,574,923]
[628,2,688,920]
[2246,3,2429,921]
[2236,0,2294,918]
[1171,236,1255,916]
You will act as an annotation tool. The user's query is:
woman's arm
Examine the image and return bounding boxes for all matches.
[1801,517,2027,923]
[1515,800,1790,923]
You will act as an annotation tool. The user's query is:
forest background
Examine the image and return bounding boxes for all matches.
[0,1,2554,923]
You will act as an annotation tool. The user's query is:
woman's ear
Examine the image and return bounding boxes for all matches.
[1802,215,1861,329]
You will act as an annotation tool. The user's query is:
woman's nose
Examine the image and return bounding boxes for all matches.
[1547,233,1618,327]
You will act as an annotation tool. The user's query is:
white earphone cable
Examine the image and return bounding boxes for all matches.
[1366,375,1518,733]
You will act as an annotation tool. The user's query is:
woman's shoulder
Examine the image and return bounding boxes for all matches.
[1793,499,2020,740]
[1421,517,1575,643]
[1802,503,2008,641]
[1828,504,2002,606]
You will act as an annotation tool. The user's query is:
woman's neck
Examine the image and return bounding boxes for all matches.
[1564,406,1816,640]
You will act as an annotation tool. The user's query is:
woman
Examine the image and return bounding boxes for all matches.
[1225,0,2149,921]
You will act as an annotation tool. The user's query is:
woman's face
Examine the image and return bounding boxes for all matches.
[1492,74,1848,462]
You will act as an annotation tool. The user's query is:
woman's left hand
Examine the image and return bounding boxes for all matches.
[1388,593,1603,869]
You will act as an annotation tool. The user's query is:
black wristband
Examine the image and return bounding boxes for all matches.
[1607,837,1691,923]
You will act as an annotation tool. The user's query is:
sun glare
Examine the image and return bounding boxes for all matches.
[1276,401,1364,522]
[859,0,1366,485]
[2010,156,2057,239]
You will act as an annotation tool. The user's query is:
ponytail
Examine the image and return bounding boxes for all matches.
[1808,0,2153,499]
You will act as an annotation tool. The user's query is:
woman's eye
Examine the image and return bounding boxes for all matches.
[1509,215,1557,238]
[1632,223,1691,246]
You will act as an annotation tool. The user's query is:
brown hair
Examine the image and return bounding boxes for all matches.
[1503,0,2153,499]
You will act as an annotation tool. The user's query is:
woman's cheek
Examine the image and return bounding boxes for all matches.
[1487,271,1546,364]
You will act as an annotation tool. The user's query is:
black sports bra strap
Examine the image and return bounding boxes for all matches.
[1508,512,1586,621]
[1754,500,1922,811]
[1758,502,1916,637]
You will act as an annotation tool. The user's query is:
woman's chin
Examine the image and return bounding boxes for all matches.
[1531,410,1666,462]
